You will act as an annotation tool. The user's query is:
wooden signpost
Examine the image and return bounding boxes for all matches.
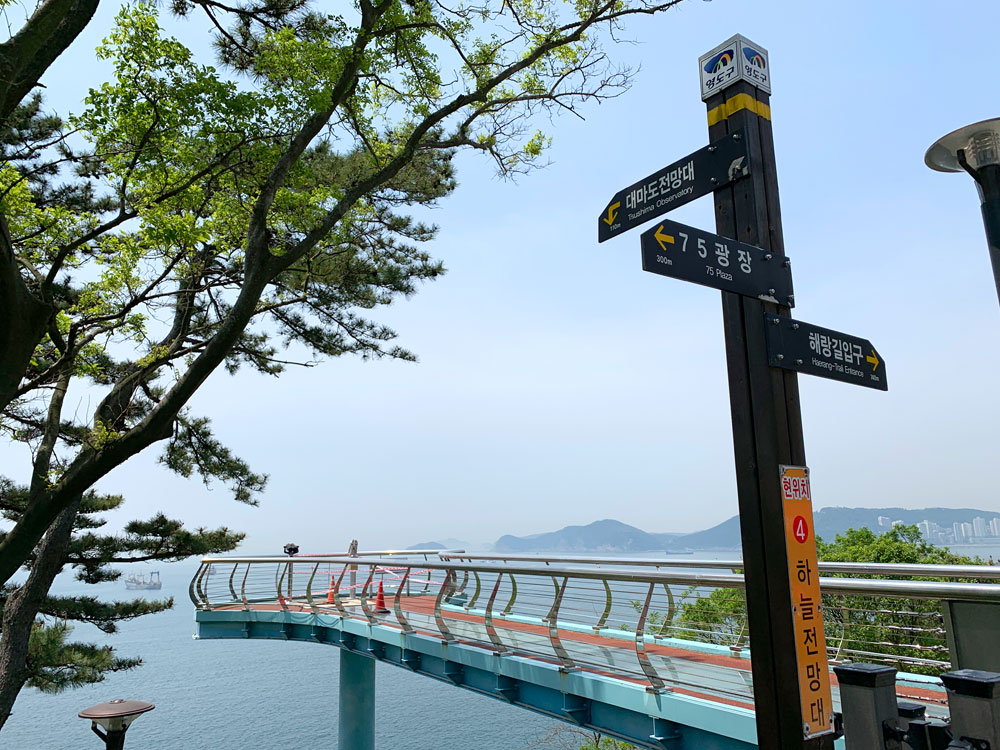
[596,32,889,750]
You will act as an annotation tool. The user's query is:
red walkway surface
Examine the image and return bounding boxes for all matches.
[211,594,948,717]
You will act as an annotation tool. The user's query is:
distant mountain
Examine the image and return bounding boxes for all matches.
[406,538,476,551]
[662,507,1000,551]
[669,516,742,551]
[486,507,1000,555]
[494,520,680,553]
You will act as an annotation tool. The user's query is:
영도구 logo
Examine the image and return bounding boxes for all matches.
[742,45,766,69]
[703,48,734,74]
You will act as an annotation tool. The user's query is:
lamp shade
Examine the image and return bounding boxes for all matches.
[926,118,1000,173]
[78,699,155,731]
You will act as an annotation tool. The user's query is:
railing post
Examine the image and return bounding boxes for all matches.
[942,600,1000,672]
[349,538,359,594]
[940,669,1000,749]
[831,663,900,749]
[339,649,375,750]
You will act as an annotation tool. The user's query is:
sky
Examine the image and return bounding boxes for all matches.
[5,0,1000,553]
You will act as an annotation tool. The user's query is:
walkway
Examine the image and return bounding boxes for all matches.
[192,553,999,749]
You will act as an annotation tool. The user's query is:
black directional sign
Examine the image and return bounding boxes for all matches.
[764,315,887,391]
[598,130,750,243]
[640,219,795,305]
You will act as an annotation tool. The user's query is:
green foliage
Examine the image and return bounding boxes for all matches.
[0,478,242,694]
[817,525,974,566]
[25,621,140,694]
[665,526,984,675]
[816,525,978,675]
[2,0,685,571]
[580,736,634,750]
[531,725,635,750]
[670,586,747,646]
[0,0,684,725]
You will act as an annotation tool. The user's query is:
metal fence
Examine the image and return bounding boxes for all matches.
[191,553,1000,694]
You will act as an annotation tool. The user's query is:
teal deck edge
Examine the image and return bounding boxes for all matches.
[195,608,759,750]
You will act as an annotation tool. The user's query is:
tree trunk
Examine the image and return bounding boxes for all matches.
[0,497,81,729]
[0,215,53,415]
[0,0,101,123]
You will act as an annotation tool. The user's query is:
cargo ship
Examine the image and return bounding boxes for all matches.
[124,571,162,590]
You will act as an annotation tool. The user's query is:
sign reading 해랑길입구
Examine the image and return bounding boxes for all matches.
[640,218,794,305]
[764,315,887,391]
[597,130,750,243]
[779,465,835,739]
[699,34,771,101]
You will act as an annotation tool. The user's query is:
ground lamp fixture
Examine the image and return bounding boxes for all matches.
[926,117,1000,307]
[79,699,155,750]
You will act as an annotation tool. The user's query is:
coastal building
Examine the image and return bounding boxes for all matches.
[974,517,988,538]
[878,515,892,528]
[991,517,1000,537]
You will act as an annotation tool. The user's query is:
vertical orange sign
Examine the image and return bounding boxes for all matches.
[780,465,834,738]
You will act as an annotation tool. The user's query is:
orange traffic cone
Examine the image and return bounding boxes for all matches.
[327,574,336,604]
[374,581,390,614]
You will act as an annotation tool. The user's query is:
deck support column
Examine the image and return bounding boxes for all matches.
[339,649,375,750]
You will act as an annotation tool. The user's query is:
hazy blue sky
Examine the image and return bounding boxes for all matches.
[6,0,1000,553]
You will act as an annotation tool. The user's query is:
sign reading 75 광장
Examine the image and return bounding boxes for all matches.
[597,130,750,243]
[640,218,794,305]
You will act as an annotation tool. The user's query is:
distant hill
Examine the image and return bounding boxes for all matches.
[494,520,680,553]
[405,538,474,551]
[486,507,1000,554]
[663,507,1000,551]
[669,516,742,551]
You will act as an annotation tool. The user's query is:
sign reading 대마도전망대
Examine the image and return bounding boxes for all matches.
[780,465,834,739]
[597,130,750,243]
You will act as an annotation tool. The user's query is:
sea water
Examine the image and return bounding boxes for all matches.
[1,560,560,749]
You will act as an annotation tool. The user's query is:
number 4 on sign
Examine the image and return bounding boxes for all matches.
[793,516,809,544]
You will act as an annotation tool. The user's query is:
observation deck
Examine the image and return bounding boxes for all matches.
[191,551,1000,749]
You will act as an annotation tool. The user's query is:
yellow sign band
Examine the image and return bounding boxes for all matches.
[706,93,771,126]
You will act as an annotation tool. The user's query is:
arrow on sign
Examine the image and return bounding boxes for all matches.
[866,350,880,371]
[653,225,674,251]
[602,202,620,226]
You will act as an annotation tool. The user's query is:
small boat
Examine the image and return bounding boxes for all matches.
[125,571,162,590]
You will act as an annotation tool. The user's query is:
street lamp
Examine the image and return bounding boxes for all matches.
[926,117,1000,306]
[79,699,155,750]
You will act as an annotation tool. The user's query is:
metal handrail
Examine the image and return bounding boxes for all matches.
[193,553,1000,693]
[437,552,1000,581]
[196,555,1000,603]
[294,548,465,558]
